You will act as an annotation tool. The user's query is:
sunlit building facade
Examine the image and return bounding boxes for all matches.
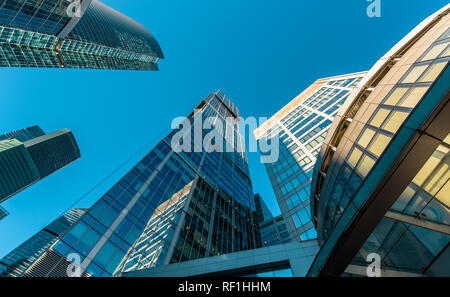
[0,0,164,70]
[0,208,86,277]
[309,5,450,277]
[254,72,367,242]
[0,127,81,203]
[25,90,261,277]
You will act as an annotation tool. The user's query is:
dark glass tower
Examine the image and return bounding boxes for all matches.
[0,0,164,70]
[0,127,81,203]
[0,208,86,277]
[25,91,261,277]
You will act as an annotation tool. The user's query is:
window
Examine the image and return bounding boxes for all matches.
[420,42,448,61]
[399,87,429,108]
[348,148,363,168]
[358,128,376,148]
[370,108,390,128]
[383,111,409,133]
[401,64,428,83]
[357,155,376,177]
[368,133,391,157]
[419,61,447,82]
[384,87,408,106]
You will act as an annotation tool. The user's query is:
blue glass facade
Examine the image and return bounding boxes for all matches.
[0,208,86,277]
[25,91,260,277]
[0,0,163,70]
[255,73,366,242]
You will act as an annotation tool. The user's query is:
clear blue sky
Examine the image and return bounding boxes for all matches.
[0,0,447,258]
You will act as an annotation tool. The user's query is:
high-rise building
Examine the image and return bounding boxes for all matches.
[309,5,449,277]
[254,194,290,247]
[25,90,261,277]
[254,72,367,243]
[0,0,164,70]
[0,205,9,222]
[0,208,86,277]
[0,127,81,203]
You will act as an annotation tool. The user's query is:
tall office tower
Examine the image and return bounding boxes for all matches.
[0,0,164,70]
[0,127,81,203]
[254,72,367,242]
[309,5,449,277]
[0,208,86,277]
[25,90,261,277]
[0,205,9,222]
[254,194,290,247]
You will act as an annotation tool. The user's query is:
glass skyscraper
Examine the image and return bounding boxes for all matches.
[254,72,366,242]
[309,5,449,277]
[24,90,261,277]
[0,208,86,277]
[0,0,164,70]
[0,127,81,203]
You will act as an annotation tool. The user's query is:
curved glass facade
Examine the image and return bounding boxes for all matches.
[309,5,450,277]
[0,0,72,35]
[0,0,163,70]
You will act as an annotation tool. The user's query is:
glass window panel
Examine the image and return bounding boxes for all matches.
[435,180,450,208]
[348,147,363,168]
[419,62,447,82]
[383,111,409,133]
[422,145,449,196]
[420,43,448,61]
[399,87,429,108]
[440,47,450,58]
[368,133,391,157]
[422,198,450,225]
[358,128,376,148]
[94,241,118,268]
[392,185,417,212]
[412,148,445,187]
[357,154,376,177]
[401,64,429,83]
[384,88,409,106]
[370,108,391,128]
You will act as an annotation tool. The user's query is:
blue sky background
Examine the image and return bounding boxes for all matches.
[0,0,448,258]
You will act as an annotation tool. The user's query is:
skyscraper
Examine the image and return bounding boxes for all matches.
[0,127,81,203]
[0,0,164,70]
[254,72,367,243]
[0,208,86,277]
[25,90,261,277]
[309,4,449,277]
